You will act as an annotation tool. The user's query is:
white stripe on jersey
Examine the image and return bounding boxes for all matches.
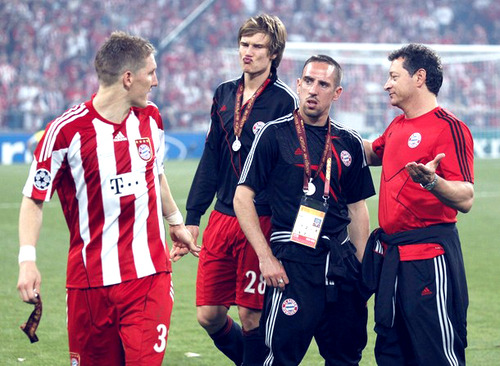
[92,120,122,285]
[67,133,91,268]
[125,115,157,278]
[40,104,88,162]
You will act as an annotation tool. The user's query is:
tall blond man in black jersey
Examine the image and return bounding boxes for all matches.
[184,14,297,365]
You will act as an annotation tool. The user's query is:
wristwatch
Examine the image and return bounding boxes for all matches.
[420,175,438,191]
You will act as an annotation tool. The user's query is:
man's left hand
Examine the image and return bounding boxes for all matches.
[405,153,445,185]
[168,224,201,262]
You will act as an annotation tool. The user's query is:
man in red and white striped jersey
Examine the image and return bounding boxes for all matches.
[16,31,199,366]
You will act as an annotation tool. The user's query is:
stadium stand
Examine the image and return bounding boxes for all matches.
[1,0,499,132]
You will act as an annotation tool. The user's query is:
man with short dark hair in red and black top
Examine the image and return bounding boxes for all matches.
[185,14,297,365]
[363,43,474,366]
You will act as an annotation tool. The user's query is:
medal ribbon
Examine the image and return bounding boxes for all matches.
[233,76,271,141]
[293,110,332,200]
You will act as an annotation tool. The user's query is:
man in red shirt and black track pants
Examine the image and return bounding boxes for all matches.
[363,43,474,366]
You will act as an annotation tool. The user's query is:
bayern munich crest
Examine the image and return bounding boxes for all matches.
[340,150,352,167]
[252,121,265,135]
[282,298,299,316]
[135,138,153,162]
[70,352,80,366]
[408,132,422,148]
[33,169,51,190]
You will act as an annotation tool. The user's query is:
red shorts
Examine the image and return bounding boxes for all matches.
[67,272,173,366]
[196,211,271,309]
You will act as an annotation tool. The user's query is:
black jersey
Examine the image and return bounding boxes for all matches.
[239,112,376,262]
[186,67,298,226]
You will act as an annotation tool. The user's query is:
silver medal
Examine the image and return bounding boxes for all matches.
[232,138,241,151]
[306,181,316,196]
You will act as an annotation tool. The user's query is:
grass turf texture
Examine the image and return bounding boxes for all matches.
[1,159,499,365]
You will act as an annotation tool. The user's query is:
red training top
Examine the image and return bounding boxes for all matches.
[372,106,474,236]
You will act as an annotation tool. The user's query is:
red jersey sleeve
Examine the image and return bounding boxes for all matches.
[372,131,386,160]
[433,116,474,184]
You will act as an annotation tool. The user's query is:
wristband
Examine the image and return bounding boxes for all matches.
[19,245,36,264]
[420,175,438,191]
[165,210,184,226]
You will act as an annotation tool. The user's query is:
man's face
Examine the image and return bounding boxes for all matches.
[128,54,158,108]
[384,57,416,110]
[238,32,275,78]
[297,61,342,124]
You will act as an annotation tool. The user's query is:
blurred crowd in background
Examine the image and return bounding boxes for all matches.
[1,0,499,132]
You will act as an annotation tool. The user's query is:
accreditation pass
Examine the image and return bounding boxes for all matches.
[290,196,328,249]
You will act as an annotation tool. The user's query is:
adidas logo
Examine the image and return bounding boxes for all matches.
[294,147,303,155]
[113,131,127,142]
[220,105,227,112]
[421,287,433,296]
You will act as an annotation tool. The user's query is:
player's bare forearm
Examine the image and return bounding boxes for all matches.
[363,139,381,166]
[405,153,474,213]
[234,185,270,260]
[347,200,370,262]
[18,197,44,303]
[430,178,474,213]
[19,196,43,247]
[234,185,288,288]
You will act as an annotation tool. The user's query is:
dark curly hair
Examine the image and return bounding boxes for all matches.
[388,43,443,96]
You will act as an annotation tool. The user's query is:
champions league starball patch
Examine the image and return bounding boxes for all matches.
[135,138,153,162]
[408,132,422,148]
[340,150,352,167]
[33,169,51,190]
[252,121,265,135]
[281,298,298,316]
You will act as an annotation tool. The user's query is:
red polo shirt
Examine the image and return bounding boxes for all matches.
[372,107,474,236]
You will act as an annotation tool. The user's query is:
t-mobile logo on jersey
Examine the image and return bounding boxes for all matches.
[108,171,147,197]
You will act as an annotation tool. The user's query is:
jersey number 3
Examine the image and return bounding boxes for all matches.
[153,324,168,353]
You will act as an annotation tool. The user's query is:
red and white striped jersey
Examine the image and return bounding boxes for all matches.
[23,98,171,288]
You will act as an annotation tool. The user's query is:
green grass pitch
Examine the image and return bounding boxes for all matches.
[1,159,499,365]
